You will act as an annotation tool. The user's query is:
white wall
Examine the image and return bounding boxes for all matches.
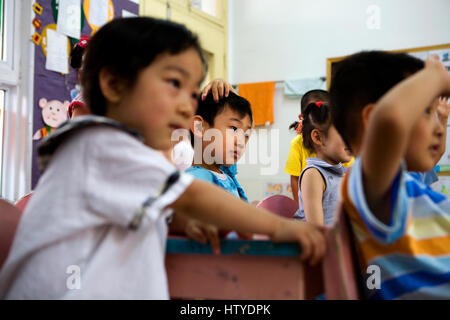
[229,0,450,202]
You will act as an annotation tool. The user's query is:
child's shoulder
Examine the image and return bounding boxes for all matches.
[38,115,145,172]
[185,166,216,183]
[290,134,303,146]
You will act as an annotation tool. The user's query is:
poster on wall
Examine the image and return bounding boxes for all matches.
[431,176,450,199]
[32,0,139,188]
[264,182,293,199]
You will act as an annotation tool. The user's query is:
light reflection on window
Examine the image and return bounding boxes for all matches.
[191,0,220,19]
[0,89,4,193]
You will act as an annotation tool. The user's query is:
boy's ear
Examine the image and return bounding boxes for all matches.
[191,115,208,137]
[362,103,375,130]
[311,128,323,146]
[99,68,125,104]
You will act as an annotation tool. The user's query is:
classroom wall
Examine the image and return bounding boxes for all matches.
[229,0,450,202]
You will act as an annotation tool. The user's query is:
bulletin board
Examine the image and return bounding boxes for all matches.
[326,43,450,176]
[31,0,139,188]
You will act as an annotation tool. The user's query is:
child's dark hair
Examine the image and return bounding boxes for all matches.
[289,89,329,131]
[329,51,424,148]
[191,91,253,145]
[81,17,207,116]
[301,102,332,151]
[70,45,85,69]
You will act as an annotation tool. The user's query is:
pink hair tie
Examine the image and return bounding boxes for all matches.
[315,101,323,108]
[74,35,90,49]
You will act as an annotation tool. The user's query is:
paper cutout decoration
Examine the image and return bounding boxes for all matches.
[264,182,293,198]
[40,24,71,58]
[31,32,42,45]
[33,3,43,15]
[32,17,42,30]
[45,29,69,74]
[33,98,69,140]
[51,0,85,46]
[83,0,114,35]
[57,0,81,40]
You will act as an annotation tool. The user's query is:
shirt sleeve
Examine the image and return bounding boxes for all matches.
[346,157,409,244]
[83,127,194,229]
[284,136,301,176]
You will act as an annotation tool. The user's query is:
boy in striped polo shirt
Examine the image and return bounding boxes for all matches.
[329,51,450,299]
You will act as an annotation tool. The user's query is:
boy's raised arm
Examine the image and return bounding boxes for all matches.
[361,56,450,223]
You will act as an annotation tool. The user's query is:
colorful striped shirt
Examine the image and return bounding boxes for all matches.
[342,158,450,300]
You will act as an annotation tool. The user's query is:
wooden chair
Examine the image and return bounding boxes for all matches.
[256,195,298,218]
[322,205,363,300]
[0,199,22,270]
[166,237,323,299]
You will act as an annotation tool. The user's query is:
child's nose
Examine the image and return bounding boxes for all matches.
[177,96,195,119]
[433,112,445,136]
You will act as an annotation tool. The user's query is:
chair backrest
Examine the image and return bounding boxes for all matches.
[322,204,362,300]
[0,199,22,271]
[256,195,298,218]
[15,192,33,212]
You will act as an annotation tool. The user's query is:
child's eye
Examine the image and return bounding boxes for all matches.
[191,92,199,100]
[230,126,238,131]
[168,79,180,88]
[425,107,432,114]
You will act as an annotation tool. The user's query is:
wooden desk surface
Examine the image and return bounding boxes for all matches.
[166,238,323,300]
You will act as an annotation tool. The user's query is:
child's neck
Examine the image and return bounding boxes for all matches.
[198,162,222,174]
[315,150,340,166]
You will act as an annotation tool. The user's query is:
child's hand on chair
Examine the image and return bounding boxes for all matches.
[185,219,221,255]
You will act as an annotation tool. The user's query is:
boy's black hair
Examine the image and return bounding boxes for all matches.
[81,17,207,116]
[191,91,253,145]
[289,89,329,131]
[301,102,332,152]
[329,51,424,148]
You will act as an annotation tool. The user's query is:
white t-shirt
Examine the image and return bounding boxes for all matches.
[0,125,193,299]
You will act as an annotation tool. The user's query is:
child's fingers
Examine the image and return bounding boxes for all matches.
[213,81,225,102]
[201,83,212,101]
[205,226,220,255]
[298,234,312,262]
[224,83,230,97]
[186,225,207,244]
[306,229,326,267]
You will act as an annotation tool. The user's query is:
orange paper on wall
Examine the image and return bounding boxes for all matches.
[238,81,275,126]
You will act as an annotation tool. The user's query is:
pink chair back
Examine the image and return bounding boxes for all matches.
[0,199,22,270]
[15,192,33,212]
[256,194,298,218]
[322,204,362,299]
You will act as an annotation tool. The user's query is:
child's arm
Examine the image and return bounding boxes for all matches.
[361,56,450,223]
[170,179,326,266]
[437,97,450,160]
[300,169,326,226]
[290,175,300,203]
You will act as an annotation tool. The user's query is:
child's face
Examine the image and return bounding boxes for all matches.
[107,48,203,150]
[204,106,253,166]
[405,98,444,172]
[321,125,353,165]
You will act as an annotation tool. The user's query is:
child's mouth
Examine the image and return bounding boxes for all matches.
[429,144,440,156]
[169,124,184,131]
